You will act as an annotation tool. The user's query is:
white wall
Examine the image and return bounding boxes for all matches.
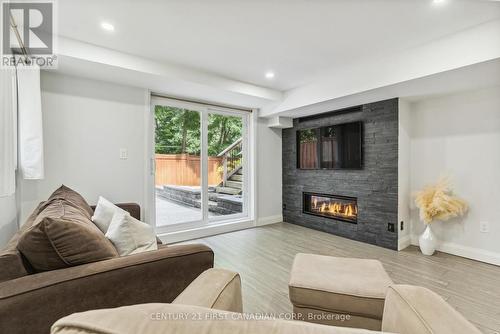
[19,72,148,223]
[256,117,283,225]
[0,194,18,247]
[18,72,283,233]
[410,86,500,265]
[398,99,411,250]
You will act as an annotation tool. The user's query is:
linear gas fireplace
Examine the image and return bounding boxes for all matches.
[303,192,358,224]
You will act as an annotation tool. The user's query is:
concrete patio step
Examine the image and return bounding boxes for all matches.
[208,200,219,209]
[216,186,241,195]
[226,180,242,189]
[208,192,219,201]
[230,174,243,182]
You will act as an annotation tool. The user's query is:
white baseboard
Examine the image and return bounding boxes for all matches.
[410,235,419,246]
[398,234,411,251]
[410,234,500,266]
[257,214,283,227]
[159,219,254,244]
[158,215,283,244]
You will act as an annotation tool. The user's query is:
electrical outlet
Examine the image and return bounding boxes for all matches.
[480,221,489,233]
[119,148,128,160]
[388,223,395,232]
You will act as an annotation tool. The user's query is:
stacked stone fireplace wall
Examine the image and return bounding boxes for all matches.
[282,98,399,250]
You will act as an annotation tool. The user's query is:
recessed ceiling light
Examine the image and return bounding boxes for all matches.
[265,71,275,79]
[432,0,445,4]
[101,22,115,32]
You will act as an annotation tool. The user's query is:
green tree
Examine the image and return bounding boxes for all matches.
[207,114,242,156]
[155,106,242,156]
[155,106,200,154]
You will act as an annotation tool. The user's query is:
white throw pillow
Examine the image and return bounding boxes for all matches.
[105,210,158,256]
[91,196,124,233]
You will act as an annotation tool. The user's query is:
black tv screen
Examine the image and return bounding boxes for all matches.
[297,121,362,169]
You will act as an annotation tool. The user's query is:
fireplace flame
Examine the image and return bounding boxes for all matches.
[317,201,357,219]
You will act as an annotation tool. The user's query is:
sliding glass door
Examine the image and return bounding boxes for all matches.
[154,105,202,226]
[207,111,246,220]
[152,97,249,233]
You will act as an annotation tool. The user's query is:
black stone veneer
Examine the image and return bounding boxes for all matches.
[282,98,398,250]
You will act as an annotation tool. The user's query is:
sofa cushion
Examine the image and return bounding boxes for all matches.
[0,248,29,283]
[382,285,481,334]
[289,254,393,320]
[51,303,385,334]
[48,185,94,218]
[17,199,118,272]
[0,202,45,282]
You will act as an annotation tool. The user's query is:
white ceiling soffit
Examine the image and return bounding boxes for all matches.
[268,58,500,119]
[261,19,500,118]
[54,37,283,109]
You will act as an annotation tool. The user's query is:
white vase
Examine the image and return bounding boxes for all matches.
[419,224,437,256]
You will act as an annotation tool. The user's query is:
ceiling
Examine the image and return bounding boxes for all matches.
[57,0,500,91]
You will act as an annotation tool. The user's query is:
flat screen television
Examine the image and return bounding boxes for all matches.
[296,121,362,169]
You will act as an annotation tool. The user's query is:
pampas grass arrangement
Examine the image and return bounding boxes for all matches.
[414,177,468,225]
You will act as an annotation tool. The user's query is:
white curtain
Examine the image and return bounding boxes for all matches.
[0,68,17,197]
[17,64,44,180]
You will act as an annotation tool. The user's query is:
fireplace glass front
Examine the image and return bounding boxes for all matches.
[303,192,358,224]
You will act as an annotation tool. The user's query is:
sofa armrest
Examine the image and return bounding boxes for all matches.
[0,244,213,334]
[173,268,242,313]
[382,285,481,334]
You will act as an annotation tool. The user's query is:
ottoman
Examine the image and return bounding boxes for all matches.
[289,253,393,331]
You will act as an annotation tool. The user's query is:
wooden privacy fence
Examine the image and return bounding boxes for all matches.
[155,154,223,186]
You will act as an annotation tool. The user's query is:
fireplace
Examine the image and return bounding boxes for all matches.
[303,192,358,224]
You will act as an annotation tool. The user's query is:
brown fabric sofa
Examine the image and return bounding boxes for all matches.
[0,200,214,334]
[51,280,482,334]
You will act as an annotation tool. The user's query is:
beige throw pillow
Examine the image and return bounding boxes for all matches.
[105,211,158,256]
[91,196,125,233]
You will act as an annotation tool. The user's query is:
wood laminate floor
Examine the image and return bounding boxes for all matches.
[192,223,500,333]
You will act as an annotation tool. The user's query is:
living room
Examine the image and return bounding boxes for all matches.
[1,1,499,333]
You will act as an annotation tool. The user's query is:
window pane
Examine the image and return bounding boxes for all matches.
[208,113,244,217]
[154,106,202,226]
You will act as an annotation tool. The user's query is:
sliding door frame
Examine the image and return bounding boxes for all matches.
[147,94,254,240]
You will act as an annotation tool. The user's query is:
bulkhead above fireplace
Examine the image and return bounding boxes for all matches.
[303,192,358,224]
